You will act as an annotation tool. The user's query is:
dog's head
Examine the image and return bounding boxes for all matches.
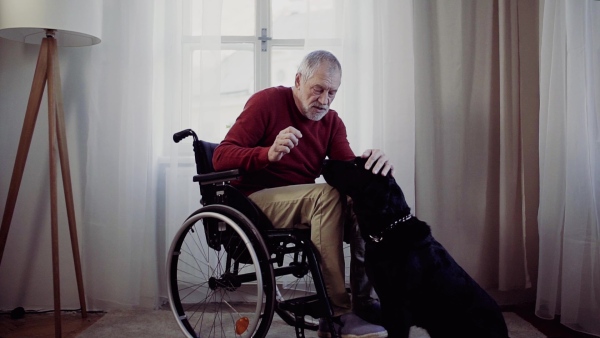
[322,157,412,234]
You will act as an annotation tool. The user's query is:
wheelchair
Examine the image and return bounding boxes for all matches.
[167,129,340,338]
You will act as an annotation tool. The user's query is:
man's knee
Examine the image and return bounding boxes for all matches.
[318,183,339,196]
[318,184,345,209]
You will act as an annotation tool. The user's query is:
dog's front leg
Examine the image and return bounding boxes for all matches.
[377,298,412,338]
[366,253,412,337]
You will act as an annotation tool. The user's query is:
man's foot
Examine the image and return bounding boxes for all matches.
[353,300,383,326]
[317,312,388,338]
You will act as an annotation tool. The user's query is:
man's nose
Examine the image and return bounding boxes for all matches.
[318,91,329,105]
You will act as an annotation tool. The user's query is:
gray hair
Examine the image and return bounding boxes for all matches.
[297,50,342,81]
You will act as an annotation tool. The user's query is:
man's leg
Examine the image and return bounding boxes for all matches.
[345,199,375,305]
[249,183,351,316]
[346,204,381,324]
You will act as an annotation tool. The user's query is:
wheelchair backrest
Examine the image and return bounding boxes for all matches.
[194,140,218,174]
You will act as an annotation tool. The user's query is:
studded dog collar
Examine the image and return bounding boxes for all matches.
[368,214,413,243]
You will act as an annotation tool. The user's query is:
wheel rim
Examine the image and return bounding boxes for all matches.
[167,210,272,337]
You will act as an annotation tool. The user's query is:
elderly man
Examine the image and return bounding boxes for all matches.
[213,50,392,338]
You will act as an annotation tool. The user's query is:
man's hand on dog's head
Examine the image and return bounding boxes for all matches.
[361,149,394,177]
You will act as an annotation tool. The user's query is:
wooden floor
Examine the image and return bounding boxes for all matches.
[0,304,598,338]
[0,311,104,338]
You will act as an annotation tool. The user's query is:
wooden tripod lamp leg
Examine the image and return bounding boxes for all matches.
[47,36,62,338]
[0,39,49,264]
[50,37,88,318]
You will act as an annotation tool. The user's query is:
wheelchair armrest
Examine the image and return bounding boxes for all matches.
[193,169,241,185]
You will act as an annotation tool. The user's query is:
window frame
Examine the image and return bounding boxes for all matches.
[219,0,305,91]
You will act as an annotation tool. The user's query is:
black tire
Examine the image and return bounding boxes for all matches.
[167,205,275,337]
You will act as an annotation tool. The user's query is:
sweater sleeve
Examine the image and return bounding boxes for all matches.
[327,114,356,161]
[213,92,272,172]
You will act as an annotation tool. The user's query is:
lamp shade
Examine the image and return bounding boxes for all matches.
[0,0,102,46]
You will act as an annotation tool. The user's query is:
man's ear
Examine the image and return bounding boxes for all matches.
[294,73,301,88]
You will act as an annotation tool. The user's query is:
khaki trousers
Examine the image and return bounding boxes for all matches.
[249,183,351,316]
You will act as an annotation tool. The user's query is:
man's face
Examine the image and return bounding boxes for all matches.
[293,63,341,121]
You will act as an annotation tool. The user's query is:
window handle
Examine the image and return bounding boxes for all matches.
[258,28,272,52]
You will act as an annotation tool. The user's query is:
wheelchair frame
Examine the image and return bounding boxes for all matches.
[167,129,340,338]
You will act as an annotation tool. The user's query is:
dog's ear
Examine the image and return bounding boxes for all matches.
[353,174,411,219]
[322,159,363,195]
[358,178,390,208]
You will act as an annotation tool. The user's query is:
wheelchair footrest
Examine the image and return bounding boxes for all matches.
[278,294,329,319]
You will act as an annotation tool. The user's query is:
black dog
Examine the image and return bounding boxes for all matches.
[322,158,509,338]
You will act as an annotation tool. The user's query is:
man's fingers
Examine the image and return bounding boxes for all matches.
[371,158,385,174]
[268,145,288,162]
[362,149,393,176]
[279,127,303,146]
[287,133,300,147]
[278,138,296,149]
[363,149,382,171]
[380,163,394,177]
[282,127,303,143]
[269,127,303,162]
[285,126,303,139]
[361,151,374,169]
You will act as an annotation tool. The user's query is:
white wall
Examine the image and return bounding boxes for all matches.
[0,38,94,311]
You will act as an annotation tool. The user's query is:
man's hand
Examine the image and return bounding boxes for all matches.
[268,127,303,162]
[362,149,394,176]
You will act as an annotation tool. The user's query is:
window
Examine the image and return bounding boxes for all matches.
[181,0,340,142]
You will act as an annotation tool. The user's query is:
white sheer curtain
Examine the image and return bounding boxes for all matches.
[83,0,226,309]
[159,0,224,306]
[536,0,600,336]
[336,0,416,207]
[83,0,160,309]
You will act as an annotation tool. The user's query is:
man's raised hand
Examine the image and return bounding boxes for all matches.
[268,127,303,162]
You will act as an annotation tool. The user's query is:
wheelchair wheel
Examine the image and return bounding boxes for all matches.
[167,205,275,338]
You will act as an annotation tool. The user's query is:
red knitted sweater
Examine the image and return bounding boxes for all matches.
[213,86,355,195]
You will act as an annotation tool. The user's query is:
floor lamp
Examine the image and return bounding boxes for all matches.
[0,1,101,337]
